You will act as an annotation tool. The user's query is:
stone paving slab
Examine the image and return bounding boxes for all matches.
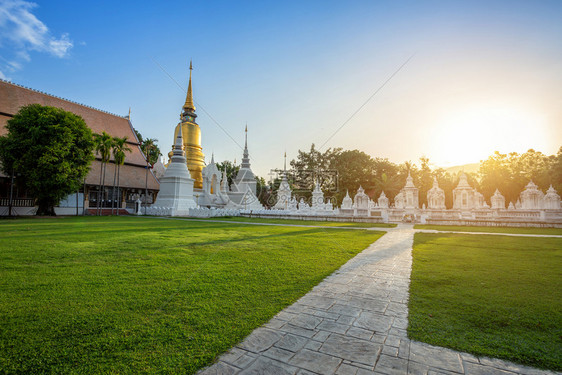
[198,224,560,375]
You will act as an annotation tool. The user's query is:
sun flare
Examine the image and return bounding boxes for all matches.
[431,105,549,167]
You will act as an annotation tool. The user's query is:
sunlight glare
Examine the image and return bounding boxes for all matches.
[431,105,548,167]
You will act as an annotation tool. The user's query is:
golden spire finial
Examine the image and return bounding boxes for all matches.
[183,60,196,112]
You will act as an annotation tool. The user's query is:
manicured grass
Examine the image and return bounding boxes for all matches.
[409,233,562,370]
[0,216,383,374]
[183,216,396,228]
[414,224,562,235]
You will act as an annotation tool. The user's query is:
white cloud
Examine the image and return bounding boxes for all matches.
[0,0,73,74]
[48,32,72,58]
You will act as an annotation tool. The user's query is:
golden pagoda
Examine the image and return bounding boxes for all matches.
[169,61,205,189]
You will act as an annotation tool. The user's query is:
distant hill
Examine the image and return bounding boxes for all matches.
[443,163,480,175]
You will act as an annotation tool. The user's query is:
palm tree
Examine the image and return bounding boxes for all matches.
[141,138,159,215]
[93,131,114,215]
[374,172,403,202]
[111,136,131,215]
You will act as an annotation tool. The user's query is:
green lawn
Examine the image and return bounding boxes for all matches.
[414,224,562,235]
[0,216,382,374]
[409,233,562,371]
[181,216,396,228]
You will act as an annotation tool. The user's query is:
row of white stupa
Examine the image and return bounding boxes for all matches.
[340,172,561,213]
[260,171,562,223]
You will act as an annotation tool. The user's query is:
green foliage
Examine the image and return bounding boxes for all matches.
[289,144,401,205]
[409,233,562,370]
[93,131,113,164]
[140,138,160,166]
[0,104,94,215]
[0,217,383,374]
[112,136,131,167]
[216,160,240,188]
[134,128,143,144]
[479,149,560,205]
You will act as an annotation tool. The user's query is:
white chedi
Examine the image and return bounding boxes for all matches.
[452,173,480,210]
[395,172,419,209]
[377,191,389,208]
[274,173,292,210]
[231,126,257,195]
[311,178,325,209]
[490,189,505,209]
[151,130,197,215]
[520,180,544,209]
[353,186,369,210]
[427,177,445,209]
[341,190,353,210]
[200,154,230,207]
[543,185,561,209]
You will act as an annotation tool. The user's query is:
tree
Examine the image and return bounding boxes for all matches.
[290,144,341,201]
[329,149,375,205]
[140,138,159,214]
[417,157,434,208]
[373,172,402,202]
[0,104,94,215]
[111,136,131,215]
[93,131,114,215]
[548,147,562,194]
[216,160,240,189]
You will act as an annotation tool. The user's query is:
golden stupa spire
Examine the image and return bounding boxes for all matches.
[183,60,196,112]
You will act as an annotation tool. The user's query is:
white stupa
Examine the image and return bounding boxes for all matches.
[151,129,197,215]
[274,153,292,210]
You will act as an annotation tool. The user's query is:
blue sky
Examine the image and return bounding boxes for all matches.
[1,0,561,177]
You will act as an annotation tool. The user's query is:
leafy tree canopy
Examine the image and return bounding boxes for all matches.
[0,104,94,215]
[134,128,161,166]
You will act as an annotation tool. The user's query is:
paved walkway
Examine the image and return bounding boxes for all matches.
[198,224,559,375]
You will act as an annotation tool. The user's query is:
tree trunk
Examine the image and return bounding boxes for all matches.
[116,165,121,216]
[97,161,104,216]
[36,199,56,216]
[111,162,117,215]
[145,162,149,215]
[100,162,107,215]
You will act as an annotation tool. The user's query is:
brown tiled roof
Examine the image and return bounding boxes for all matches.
[0,80,159,190]
[87,160,159,190]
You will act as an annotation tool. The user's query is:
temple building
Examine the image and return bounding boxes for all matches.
[0,79,159,215]
[169,61,205,189]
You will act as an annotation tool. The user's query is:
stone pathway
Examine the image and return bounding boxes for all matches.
[198,224,559,375]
